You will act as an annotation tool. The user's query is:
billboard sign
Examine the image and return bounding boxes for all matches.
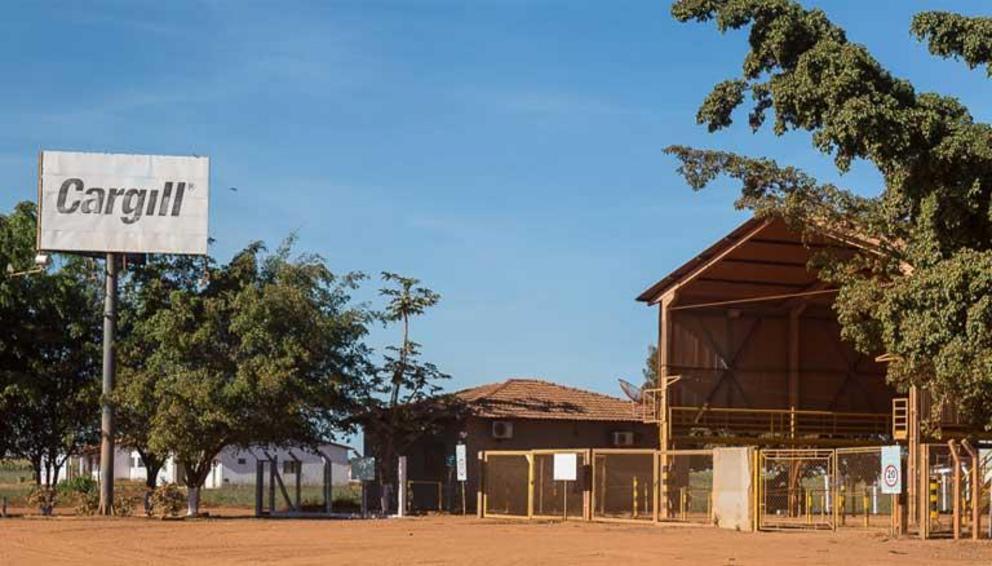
[38,151,209,255]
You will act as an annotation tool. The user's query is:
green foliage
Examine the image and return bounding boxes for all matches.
[912,12,992,76]
[57,476,97,497]
[0,202,100,482]
[114,254,207,489]
[348,273,460,512]
[138,238,369,514]
[149,483,186,518]
[642,345,658,389]
[667,0,992,429]
[55,475,99,515]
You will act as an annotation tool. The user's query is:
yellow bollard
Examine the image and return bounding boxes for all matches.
[863,493,870,528]
[805,490,813,526]
[680,488,687,521]
[840,493,846,525]
[632,476,639,518]
[930,481,940,523]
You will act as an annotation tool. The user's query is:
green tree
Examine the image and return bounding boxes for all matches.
[642,344,658,389]
[349,273,457,514]
[666,1,992,428]
[0,202,101,484]
[114,254,207,496]
[143,239,369,515]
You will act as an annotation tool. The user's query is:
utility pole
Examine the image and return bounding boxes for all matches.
[98,253,118,515]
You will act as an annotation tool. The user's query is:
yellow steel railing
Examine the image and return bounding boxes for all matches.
[669,406,890,438]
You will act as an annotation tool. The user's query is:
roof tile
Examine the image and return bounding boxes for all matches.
[454,378,641,422]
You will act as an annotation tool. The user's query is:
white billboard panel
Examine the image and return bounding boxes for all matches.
[38,151,209,255]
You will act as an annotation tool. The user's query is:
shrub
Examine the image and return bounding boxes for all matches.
[57,476,97,497]
[114,490,135,517]
[26,487,57,516]
[74,490,99,515]
[150,483,185,519]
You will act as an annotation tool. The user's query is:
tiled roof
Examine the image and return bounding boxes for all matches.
[454,378,641,422]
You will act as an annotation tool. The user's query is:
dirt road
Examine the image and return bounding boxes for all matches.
[2,514,991,565]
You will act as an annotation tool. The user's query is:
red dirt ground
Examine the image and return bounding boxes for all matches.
[2,512,991,565]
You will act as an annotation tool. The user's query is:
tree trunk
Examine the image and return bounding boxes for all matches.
[51,461,63,488]
[187,486,201,517]
[30,455,42,486]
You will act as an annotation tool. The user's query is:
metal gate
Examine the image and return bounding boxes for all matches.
[758,449,835,530]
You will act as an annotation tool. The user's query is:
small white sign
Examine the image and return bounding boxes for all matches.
[455,444,467,481]
[38,151,210,255]
[880,445,902,494]
[553,453,577,482]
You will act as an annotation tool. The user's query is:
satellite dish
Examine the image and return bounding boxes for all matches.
[617,378,643,403]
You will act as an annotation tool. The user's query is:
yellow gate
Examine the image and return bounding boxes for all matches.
[758,449,835,530]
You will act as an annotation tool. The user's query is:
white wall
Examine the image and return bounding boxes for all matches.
[59,443,352,489]
[204,444,352,489]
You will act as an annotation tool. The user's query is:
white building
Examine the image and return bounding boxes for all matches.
[73,442,352,489]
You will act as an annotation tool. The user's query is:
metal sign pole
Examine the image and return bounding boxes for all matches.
[98,252,118,515]
[361,481,368,518]
[563,480,568,521]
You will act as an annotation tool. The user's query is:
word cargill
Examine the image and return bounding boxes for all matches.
[55,178,190,224]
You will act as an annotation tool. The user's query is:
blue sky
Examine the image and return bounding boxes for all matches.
[2,0,990,405]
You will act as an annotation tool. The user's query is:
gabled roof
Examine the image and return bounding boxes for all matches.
[636,217,768,303]
[454,378,641,422]
[636,215,893,306]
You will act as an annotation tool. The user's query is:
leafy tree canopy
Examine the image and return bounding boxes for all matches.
[140,238,370,513]
[0,202,100,483]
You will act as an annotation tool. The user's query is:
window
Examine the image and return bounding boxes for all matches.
[133,456,145,468]
[237,458,247,465]
[283,461,300,475]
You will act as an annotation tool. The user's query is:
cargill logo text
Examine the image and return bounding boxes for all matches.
[55,178,189,224]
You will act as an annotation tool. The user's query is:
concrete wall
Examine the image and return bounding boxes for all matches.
[712,446,753,531]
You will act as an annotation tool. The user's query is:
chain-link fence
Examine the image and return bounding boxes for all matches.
[406,481,443,514]
[835,447,893,530]
[533,451,587,519]
[759,449,834,530]
[482,452,530,518]
[591,450,655,522]
[661,450,713,524]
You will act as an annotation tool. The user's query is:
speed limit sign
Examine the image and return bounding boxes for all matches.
[880,445,902,494]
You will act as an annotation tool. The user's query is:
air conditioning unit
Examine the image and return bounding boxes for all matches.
[492,420,514,439]
[612,431,635,447]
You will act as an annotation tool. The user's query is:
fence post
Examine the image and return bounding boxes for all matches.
[269,457,276,514]
[255,460,263,516]
[962,440,981,540]
[651,450,660,523]
[948,440,962,539]
[526,452,534,519]
[585,449,592,521]
[477,452,485,519]
[397,456,407,517]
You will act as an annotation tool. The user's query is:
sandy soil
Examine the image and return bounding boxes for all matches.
[2,513,991,565]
